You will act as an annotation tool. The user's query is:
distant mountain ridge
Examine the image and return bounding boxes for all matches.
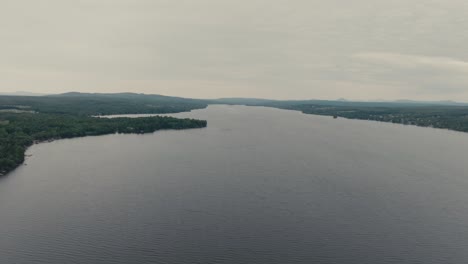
[2,91,467,106]
[55,92,207,103]
[0,92,208,115]
[215,97,468,107]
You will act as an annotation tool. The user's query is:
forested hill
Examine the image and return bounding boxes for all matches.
[0,92,208,115]
[0,92,208,176]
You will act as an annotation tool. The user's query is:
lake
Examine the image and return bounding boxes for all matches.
[1,105,468,263]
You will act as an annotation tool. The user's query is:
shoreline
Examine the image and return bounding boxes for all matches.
[0,120,207,177]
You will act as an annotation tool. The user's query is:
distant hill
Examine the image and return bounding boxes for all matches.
[55,92,208,104]
[213,97,468,107]
[58,92,189,100]
[0,92,208,115]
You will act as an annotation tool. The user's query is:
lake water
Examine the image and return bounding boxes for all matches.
[1,105,468,264]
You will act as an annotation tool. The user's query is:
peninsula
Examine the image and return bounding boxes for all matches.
[0,93,208,176]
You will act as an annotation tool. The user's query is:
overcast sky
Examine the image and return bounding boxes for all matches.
[1,0,468,100]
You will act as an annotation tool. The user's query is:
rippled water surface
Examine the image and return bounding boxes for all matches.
[1,105,468,263]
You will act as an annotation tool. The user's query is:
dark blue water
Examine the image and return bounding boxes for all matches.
[1,105,468,263]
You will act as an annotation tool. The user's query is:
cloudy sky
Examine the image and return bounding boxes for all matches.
[1,0,468,100]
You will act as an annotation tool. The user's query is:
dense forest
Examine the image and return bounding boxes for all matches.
[0,93,208,176]
[0,113,206,176]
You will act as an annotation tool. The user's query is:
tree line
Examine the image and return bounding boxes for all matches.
[0,113,206,176]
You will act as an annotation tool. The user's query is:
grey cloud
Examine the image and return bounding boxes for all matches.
[353,53,468,74]
[351,52,468,95]
[1,0,468,100]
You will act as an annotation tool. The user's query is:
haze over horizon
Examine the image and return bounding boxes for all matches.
[1,0,468,101]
